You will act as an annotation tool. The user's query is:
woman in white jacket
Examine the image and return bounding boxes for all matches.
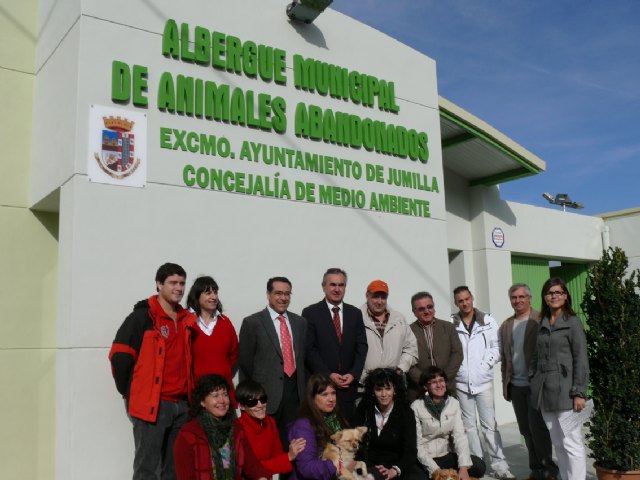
[412,366,486,480]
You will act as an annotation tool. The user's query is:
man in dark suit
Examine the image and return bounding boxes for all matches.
[303,268,368,424]
[407,291,463,401]
[238,276,307,447]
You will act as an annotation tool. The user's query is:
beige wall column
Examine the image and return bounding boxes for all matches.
[0,2,58,479]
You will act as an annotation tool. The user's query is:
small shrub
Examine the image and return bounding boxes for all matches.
[582,247,640,471]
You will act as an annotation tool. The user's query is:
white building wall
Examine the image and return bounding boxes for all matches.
[602,209,640,273]
[445,168,473,253]
[33,1,449,478]
[30,16,79,206]
[30,2,634,476]
[500,201,604,260]
[470,192,603,323]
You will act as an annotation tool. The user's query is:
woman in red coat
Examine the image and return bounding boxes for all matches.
[174,374,268,480]
[187,276,239,406]
[234,380,305,479]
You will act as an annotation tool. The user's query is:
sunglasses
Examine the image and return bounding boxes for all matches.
[243,395,268,407]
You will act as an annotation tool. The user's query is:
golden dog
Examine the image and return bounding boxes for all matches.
[322,426,370,480]
[432,468,459,480]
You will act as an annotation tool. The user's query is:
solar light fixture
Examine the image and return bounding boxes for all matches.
[286,0,334,24]
[542,192,584,212]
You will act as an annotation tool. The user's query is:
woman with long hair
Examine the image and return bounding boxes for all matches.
[530,277,589,480]
[187,276,239,406]
[173,374,268,480]
[234,380,305,478]
[287,374,355,480]
[412,366,486,480]
[355,368,419,480]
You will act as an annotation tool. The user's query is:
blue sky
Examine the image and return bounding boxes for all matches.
[331,1,640,215]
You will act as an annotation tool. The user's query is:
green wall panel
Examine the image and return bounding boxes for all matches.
[511,255,550,312]
[512,256,590,325]
[551,263,591,328]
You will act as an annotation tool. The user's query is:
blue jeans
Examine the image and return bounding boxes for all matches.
[457,386,510,474]
[129,399,189,480]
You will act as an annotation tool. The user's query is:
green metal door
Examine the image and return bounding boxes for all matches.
[550,263,591,328]
[511,256,550,311]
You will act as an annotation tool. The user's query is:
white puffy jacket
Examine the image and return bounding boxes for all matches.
[452,309,500,394]
[412,395,472,473]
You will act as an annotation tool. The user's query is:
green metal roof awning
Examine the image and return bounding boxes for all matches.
[439,96,545,186]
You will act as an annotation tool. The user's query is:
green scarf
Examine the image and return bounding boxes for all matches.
[197,409,236,480]
[424,394,447,421]
[324,412,342,435]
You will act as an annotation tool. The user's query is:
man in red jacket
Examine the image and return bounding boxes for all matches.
[109,263,196,480]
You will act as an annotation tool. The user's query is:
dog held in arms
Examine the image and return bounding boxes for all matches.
[322,427,373,480]
[432,469,459,480]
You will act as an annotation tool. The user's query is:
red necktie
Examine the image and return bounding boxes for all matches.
[278,315,296,377]
[332,306,342,342]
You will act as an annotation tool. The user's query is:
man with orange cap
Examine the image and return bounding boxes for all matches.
[359,279,418,385]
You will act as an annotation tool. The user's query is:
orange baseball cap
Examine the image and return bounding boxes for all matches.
[367,280,389,294]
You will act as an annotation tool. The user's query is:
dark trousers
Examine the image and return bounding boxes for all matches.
[510,384,559,479]
[426,452,486,478]
[337,388,357,427]
[273,373,300,450]
[129,399,188,480]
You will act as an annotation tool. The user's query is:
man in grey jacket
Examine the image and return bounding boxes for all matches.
[359,279,417,383]
[499,283,558,480]
[238,276,307,447]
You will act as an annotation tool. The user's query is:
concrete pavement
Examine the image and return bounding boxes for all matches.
[485,422,596,480]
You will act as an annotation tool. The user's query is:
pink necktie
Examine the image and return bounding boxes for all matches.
[332,307,342,342]
[278,315,296,377]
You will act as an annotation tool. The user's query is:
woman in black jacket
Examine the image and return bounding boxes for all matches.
[355,368,420,480]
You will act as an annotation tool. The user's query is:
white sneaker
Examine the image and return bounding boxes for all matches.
[491,470,516,480]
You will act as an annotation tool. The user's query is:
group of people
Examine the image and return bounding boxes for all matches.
[110,263,589,480]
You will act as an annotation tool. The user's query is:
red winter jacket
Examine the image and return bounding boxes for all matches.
[109,295,196,422]
[235,414,292,477]
[174,418,270,480]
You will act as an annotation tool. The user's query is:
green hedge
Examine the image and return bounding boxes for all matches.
[582,247,640,471]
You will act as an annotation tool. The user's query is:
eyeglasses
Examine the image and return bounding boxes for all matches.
[414,305,435,312]
[510,295,530,301]
[243,395,268,407]
[544,290,565,297]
